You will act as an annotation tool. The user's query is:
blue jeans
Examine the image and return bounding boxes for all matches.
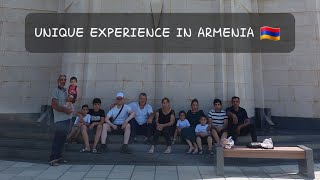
[49,119,70,161]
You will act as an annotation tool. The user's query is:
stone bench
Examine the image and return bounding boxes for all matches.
[215,145,315,178]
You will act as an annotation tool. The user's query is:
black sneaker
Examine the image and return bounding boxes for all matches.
[120,144,132,154]
[100,144,108,153]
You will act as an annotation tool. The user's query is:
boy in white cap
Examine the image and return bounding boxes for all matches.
[101,92,135,153]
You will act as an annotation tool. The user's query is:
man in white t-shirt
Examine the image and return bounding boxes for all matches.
[101,92,135,154]
[128,93,154,143]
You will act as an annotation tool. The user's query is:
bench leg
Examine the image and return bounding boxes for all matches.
[297,145,315,179]
[215,144,224,176]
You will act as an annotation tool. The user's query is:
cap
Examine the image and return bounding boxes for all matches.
[116,92,124,98]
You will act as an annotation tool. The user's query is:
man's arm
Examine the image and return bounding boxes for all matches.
[104,116,117,128]
[147,112,154,124]
[97,116,105,125]
[51,99,70,114]
[124,110,135,123]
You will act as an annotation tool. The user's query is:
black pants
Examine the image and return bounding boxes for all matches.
[152,126,172,146]
[231,123,257,143]
[50,119,70,161]
[130,118,154,139]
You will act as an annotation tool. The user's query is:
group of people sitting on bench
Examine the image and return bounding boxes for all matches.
[66,93,257,155]
[49,75,257,166]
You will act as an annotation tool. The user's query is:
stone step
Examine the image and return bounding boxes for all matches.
[0,146,316,166]
[2,128,320,145]
[1,137,320,154]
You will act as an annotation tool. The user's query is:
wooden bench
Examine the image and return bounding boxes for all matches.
[215,145,315,178]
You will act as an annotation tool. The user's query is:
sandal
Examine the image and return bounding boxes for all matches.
[92,148,97,153]
[49,160,59,166]
[80,148,91,153]
[57,158,68,163]
[187,148,194,154]
[192,148,199,154]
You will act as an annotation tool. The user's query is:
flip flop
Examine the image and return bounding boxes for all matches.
[49,160,59,166]
[80,148,91,153]
[57,158,68,163]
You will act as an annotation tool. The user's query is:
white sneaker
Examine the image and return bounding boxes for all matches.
[164,146,172,154]
[148,145,154,154]
[261,138,273,149]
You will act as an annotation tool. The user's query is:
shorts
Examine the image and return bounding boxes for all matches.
[88,125,98,136]
[211,126,227,137]
[107,124,125,135]
[196,134,211,139]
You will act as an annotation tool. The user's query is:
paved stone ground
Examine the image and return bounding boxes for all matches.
[0,160,320,180]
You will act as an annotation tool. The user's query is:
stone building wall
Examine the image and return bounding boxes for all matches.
[255,0,320,118]
[0,0,319,120]
[0,0,62,113]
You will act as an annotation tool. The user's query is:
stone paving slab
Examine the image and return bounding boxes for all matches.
[0,160,319,180]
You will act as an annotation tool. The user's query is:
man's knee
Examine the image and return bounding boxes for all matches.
[81,125,87,132]
[125,123,131,130]
[103,123,109,127]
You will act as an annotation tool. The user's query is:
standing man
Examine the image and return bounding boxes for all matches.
[101,92,135,153]
[49,74,73,166]
[226,96,257,144]
[128,93,154,143]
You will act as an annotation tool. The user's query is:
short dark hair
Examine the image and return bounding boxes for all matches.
[139,93,147,97]
[179,110,186,116]
[213,99,222,104]
[232,96,240,101]
[82,104,89,109]
[161,97,170,103]
[70,77,78,82]
[191,98,199,106]
[199,115,207,121]
[92,98,101,104]
[57,74,66,80]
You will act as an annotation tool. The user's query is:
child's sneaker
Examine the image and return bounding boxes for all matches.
[198,149,203,155]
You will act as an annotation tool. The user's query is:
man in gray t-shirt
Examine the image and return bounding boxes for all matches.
[49,75,73,166]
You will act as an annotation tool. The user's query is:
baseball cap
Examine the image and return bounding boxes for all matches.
[116,92,124,98]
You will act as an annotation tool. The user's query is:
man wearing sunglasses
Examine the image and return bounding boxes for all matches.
[226,96,257,144]
[101,92,135,153]
[49,75,73,166]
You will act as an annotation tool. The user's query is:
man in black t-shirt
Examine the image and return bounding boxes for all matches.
[80,98,105,153]
[226,96,257,144]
